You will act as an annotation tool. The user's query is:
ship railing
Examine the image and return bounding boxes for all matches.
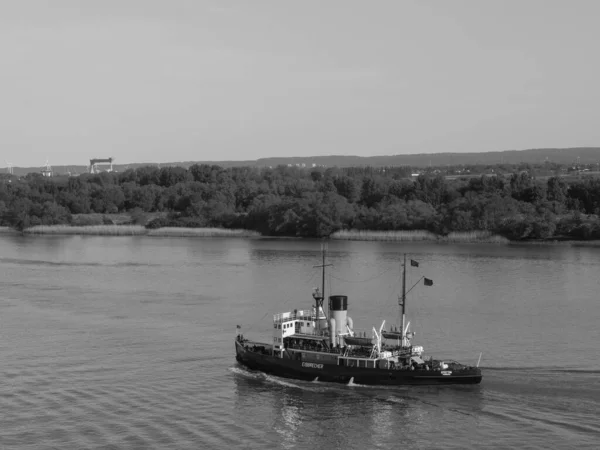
[286,342,342,355]
[349,329,373,338]
[287,329,331,340]
[273,310,316,323]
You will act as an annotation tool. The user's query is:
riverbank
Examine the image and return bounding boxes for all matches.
[330,229,510,243]
[21,225,261,238]
[330,229,600,245]
[20,225,505,242]
[7,224,600,246]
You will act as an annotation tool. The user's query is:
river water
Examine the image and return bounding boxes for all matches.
[0,235,598,449]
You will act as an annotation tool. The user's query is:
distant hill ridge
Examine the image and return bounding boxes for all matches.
[4,147,600,176]
[253,147,600,167]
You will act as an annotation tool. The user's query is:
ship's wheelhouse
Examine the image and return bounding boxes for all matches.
[272,309,316,354]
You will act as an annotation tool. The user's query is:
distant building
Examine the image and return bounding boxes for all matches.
[41,159,53,177]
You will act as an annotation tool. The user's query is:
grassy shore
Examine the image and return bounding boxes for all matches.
[330,229,509,243]
[8,224,597,245]
[330,229,438,241]
[147,227,261,238]
[23,225,147,236]
[442,231,509,244]
[21,224,261,238]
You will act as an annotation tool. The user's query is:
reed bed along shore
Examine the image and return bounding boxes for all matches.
[442,231,509,243]
[147,227,261,238]
[23,225,147,236]
[330,229,438,241]
[330,229,509,243]
[9,225,596,245]
[20,224,261,238]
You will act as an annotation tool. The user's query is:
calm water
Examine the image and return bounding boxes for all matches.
[0,235,598,449]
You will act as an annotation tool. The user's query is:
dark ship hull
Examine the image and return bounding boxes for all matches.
[235,341,482,386]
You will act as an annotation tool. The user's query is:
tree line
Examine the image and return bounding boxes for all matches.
[1,163,600,240]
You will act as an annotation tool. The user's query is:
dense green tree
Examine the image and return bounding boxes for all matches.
[3,162,600,240]
[333,175,360,203]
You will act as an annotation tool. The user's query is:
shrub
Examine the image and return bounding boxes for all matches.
[145,216,171,229]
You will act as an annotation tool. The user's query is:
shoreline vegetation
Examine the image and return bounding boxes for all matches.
[21,224,261,238]
[330,229,510,243]
[2,162,600,244]
[11,224,510,244]
[14,223,600,245]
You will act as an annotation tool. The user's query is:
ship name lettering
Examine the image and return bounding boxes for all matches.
[302,362,324,369]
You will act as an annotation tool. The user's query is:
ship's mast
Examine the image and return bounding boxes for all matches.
[401,254,407,346]
[313,244,332,334]
[321,245,326,306]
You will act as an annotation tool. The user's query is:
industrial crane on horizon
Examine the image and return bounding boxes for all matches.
[89,157,114,174]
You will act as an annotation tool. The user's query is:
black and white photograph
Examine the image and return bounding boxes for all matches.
[1,1,598,449]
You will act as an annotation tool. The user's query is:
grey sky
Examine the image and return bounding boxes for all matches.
[1,0,599,167]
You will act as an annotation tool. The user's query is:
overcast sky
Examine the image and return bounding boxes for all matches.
[1,0,599,167]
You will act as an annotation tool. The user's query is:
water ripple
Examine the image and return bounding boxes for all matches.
[1,236,599,449]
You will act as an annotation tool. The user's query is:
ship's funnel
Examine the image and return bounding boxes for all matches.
[329,295,348,344]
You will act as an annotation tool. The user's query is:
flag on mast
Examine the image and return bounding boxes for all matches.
[424,278,433,286]
[410,259,419,267]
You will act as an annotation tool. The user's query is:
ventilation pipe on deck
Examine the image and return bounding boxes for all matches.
[346,316,353,333]
[329,318,337,347]
[318,306,328,330]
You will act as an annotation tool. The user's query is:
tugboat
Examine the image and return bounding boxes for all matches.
[235,248,482,385]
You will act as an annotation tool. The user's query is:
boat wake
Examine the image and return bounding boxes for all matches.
[231,365,479,418]
[229,366,327,392]
[229,366,264,380]
[263,375,314,390]
[346,377,370,388]
[230,365,376,393]
[380,396,406,405]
